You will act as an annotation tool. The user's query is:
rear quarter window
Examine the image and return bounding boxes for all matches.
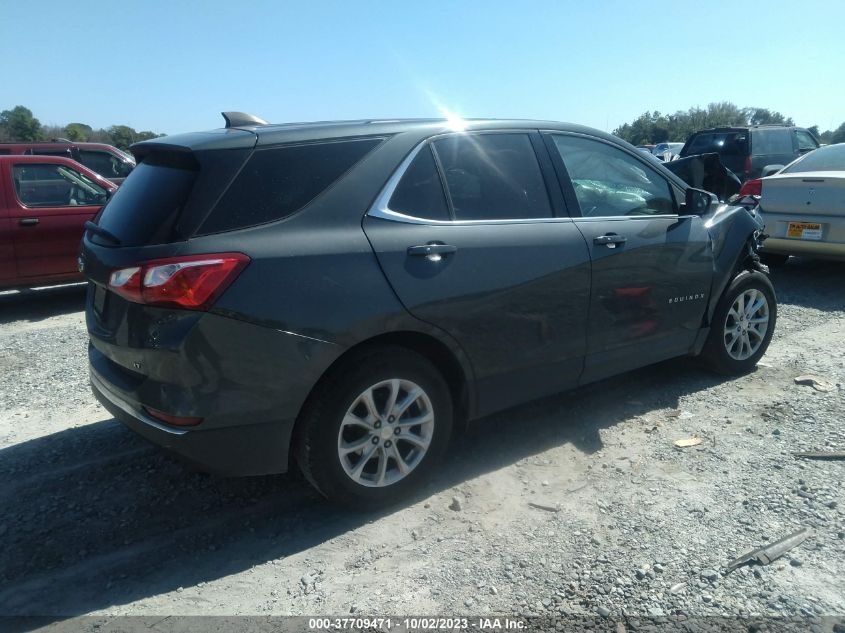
[199,137,383,234]
[752,129,793,155]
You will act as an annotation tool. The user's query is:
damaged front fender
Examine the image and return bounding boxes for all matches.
[701,201,768,329]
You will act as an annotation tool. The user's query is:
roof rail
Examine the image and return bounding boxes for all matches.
[221,112,269,128]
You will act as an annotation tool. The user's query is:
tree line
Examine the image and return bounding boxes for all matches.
[0,105,164,151]
[612,102,845,146]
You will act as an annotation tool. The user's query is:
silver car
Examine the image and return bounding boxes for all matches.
[755,143,845,264]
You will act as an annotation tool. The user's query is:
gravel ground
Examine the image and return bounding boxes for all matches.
[0,261,843,631]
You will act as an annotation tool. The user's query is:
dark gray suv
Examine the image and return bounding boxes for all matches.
[81,115,776,508]
[679,125,819,182]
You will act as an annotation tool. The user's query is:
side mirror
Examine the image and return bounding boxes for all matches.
[761,164,784,177]
[681,188,716,216]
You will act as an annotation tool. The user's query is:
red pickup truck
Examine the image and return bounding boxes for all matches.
[0,155,117,289]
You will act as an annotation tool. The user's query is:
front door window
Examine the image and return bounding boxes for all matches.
[12,163,108,207]
[549,135,675,217]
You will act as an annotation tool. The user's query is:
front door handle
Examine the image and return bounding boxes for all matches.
[407,243,458,258]
[594,233,627,248]
[19,218,40,226]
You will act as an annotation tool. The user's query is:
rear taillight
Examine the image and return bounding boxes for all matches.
[739,178,762,197]
[108,253,249,310]
[744,155,753,176]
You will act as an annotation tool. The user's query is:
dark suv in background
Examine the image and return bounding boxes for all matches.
[679,125,819,182]
[80,114,775,508]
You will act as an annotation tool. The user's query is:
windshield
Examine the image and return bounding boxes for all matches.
[782,144,845,173]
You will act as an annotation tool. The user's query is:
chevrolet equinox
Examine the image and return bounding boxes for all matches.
[81,113,776,508]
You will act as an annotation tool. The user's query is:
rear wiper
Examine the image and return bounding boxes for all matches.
[84,221,121,245]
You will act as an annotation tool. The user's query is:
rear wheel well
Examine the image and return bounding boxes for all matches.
[290,331,471,466]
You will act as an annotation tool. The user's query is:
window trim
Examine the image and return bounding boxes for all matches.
[541,131,681,220]
[369,130,568,226]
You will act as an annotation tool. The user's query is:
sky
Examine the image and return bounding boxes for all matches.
[3,0,844,136]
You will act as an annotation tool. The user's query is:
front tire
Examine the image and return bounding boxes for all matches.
[294,346,453,510]
[700,270,777,375]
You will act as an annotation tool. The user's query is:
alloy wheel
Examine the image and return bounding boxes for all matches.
[723,288,770,361]
[337,379,434,487]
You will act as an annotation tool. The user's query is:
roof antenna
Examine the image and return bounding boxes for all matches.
[222,112,269,128]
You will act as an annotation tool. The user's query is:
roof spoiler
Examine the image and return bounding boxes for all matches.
[222,111,269,128]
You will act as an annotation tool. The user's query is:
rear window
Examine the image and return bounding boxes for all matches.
[94,152,197,246]
[782,144,845,173]
[683,132,749,157]
[752,129,793,155]
[199,137,382,234]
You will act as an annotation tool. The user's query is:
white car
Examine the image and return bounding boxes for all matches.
[744,143,845,264]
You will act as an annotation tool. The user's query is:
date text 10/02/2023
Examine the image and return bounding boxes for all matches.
[308,617,526,630]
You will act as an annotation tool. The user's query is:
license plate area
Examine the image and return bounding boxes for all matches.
[787,222,822,240]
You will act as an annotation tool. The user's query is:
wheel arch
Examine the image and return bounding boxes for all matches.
[704,206,769,327]
[289,329,475,468]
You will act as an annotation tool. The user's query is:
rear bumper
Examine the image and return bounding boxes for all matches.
[762,237,845,260]
[87,308,343,476]
[760,211,845,260]
[91,367,293,475]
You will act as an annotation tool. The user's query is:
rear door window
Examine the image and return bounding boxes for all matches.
[200,137,383,234]
[387,145,450,221]
[752,129,793,155]
[430,133,552,221]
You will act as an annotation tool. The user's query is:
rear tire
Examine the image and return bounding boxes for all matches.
[760,253,789,268]
[294,346,453,510]
[700,270,777,375]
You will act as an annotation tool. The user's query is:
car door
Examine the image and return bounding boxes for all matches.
[363,131,591,416]
[543,132,713,384]
[9,161,107,279]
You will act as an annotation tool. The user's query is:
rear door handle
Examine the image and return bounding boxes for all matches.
[19,218,40,226]
[594,233,627,248]
[407,243,458,257]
